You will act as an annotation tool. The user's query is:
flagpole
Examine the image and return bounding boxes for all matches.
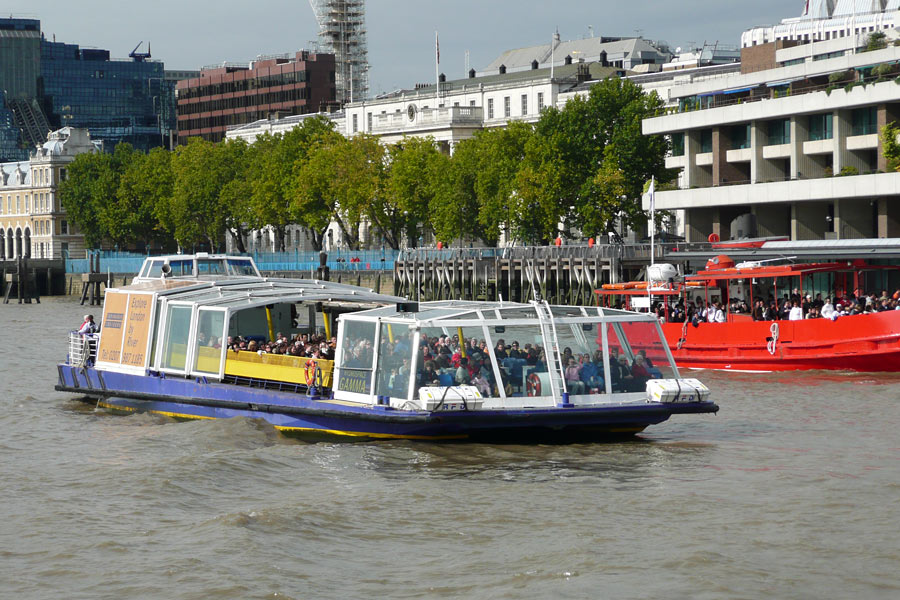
[435,31,440,99]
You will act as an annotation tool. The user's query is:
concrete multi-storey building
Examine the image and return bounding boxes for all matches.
[643,24,900,242]
[176,51,336,144]
[0,127,97,260]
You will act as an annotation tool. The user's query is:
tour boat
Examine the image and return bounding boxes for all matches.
[55,254,717,441]
[596,257,900,372]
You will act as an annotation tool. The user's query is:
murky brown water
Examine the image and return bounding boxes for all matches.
[2,299,899,599]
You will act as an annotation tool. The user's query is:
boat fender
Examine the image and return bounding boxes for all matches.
[766,322,779,356]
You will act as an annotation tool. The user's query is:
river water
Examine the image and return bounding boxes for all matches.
[2,299,899,599]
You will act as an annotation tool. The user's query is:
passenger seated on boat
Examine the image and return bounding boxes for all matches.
[455,357,470,385]
[611,355,633,392]
[420,360,440,386]
[580,357,603,393]
[78,314,98,335]
[630,356,651,392]
[564,358,585,394]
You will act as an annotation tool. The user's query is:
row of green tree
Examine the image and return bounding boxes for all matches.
[60,78,673,251]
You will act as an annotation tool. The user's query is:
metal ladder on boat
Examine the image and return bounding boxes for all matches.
[533,300,569,404]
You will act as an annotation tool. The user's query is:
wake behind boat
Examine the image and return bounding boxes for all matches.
[55,254,717,441]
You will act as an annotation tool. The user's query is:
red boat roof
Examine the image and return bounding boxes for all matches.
[688,260,897,281]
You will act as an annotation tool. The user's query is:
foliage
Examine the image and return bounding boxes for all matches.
[838,165,859,177]
[882,122,900,172]
[865,31,887,52]
[379,136,444,248]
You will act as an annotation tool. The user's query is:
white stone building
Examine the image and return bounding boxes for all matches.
[643,23,900,242]
[0,127,97,260]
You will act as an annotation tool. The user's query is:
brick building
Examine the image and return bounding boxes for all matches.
[176,51,336,144]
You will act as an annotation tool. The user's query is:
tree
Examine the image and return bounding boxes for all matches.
[428,140,481,246]
[115,147,173,249]
[866,31,888,52]
[472,122,534,245]
[164,138,248,250]
[517,76,672,241]
[59,143,141,248]
[290,133,384,250]
[379,136,444,249]
[248,116,339,251]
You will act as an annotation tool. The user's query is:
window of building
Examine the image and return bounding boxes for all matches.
[730,124,751,149]
[367,112,372,131]
[61,220,68,235]
[16,195,20,213]
[851,107,877,136]
[521,94,527,115]
[504,96,511,118]
[766,119,791,145]
[537,92,545,111]
[352,113,358,133]
[699,129,713,153]
[487,98,494,119]
[671,132,685,156]
[469,100,476,107]
[809,114,833,141]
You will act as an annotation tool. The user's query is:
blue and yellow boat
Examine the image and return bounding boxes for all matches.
[57,254,717,441]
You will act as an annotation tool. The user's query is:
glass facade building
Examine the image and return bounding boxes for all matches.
[0,19,41,100]
[41,41,174,152]
[0,91,28,162]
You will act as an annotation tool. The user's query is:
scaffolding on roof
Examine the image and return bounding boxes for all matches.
[308,0,369,104]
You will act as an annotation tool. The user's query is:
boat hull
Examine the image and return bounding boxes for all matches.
[56,365,717,442]
[657,311,900,372]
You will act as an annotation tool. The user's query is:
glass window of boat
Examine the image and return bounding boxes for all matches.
[606,321,677,379]
[226,258,257,276]
[481,324,552,397]
[555,320,608,394]
[145,260,165,278]
[375,323,415,400]
[416,326,502,399]
[197,259,226,275]
[161,304,193,371]
[169,259,193,276]
[193,308,225,374]
[335,319,376,395]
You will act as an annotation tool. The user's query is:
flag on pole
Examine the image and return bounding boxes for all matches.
[648,176,655,215]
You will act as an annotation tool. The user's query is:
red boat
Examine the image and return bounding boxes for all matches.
[596,257,900,372]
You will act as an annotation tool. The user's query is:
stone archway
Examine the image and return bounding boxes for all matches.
[0,229,5,260]
[5,228,12,258]
[23,227,31,258]
[15,228,22,258]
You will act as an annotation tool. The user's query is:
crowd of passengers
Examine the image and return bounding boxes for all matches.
[224,331,337,360]
[645,289,900,324]
[368,332,660,398]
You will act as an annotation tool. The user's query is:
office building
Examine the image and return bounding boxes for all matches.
[176,51,336,144]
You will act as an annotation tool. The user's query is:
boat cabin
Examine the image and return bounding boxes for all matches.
[134,253,260,282]
[86,276,405,389]
[332,301,679,410]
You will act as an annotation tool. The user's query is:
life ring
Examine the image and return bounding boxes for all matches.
[526,373,542,396]
[304,360,319,386]
[708,233,720,243]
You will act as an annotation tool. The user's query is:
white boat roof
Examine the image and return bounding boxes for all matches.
[114,277,405,311]
[343,300,656,324]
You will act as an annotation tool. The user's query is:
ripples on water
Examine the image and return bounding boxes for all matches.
[1,299,899,599]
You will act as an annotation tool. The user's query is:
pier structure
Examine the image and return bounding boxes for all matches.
[394,245,655,306]
[0,256,63,302]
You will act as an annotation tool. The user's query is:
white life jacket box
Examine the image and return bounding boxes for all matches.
[417,385,484,411]
[646,378,710,404]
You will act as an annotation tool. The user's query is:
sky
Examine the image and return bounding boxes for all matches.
[10,0,800,95]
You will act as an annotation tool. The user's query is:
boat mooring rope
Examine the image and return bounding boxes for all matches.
[767,322,779,356]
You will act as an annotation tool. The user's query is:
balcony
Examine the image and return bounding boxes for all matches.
[726,148,752,163]
[695,152,713,166]
[665,154,687,169]
[846,133,878,151]
[803,139,834,155]
[762,143,791,159]
[371,106,484,134]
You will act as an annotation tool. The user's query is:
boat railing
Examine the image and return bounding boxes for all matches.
[68,332,98,366]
